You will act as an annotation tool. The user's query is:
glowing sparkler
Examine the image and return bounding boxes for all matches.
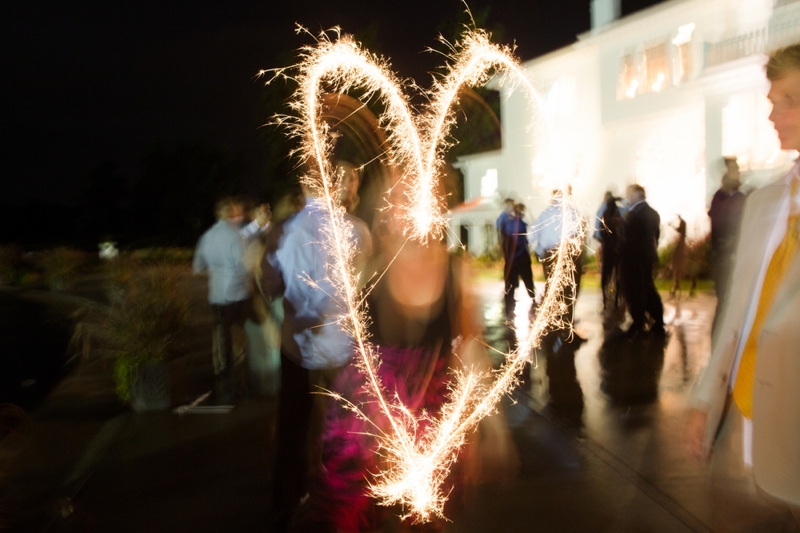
[263,25,584,522]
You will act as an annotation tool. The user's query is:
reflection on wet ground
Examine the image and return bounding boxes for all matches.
[481,280,713,433]
[464,279,717,532]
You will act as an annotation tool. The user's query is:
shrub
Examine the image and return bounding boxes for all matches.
[0,245,23,286]
[657,234,711,281]
[131,247,193,265]
[685,234,711,280]
[36,247,87,290]
[71,263,190,402]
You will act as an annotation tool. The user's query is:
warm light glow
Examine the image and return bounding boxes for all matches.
[635,107,706,238]
[672,23,696,46]
[651,72,665,92]
[480,168,498,197]
[723,91,792,171]
[626,79,639,98]
[262,26,582,522]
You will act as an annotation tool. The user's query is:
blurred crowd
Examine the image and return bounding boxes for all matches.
[188,44,800,533]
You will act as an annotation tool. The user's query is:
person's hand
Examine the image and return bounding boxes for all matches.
[255,204,271,227]
[685,408,711,462]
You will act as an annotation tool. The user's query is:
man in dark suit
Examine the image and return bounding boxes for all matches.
[619,184,664,336]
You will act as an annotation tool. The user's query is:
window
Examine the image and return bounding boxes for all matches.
[672,23,695,85]
[618,26,694,101]
[642,42,669,93]
[480,169,498,197]
[617,52,639,100]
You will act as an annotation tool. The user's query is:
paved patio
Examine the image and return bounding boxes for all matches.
[0,277,719,532]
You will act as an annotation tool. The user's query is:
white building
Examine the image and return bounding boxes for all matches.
[449,0,800,255]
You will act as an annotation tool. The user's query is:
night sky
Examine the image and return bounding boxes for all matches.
[3,0,662,208]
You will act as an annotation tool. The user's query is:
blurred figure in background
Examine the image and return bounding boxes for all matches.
[260,163,371,532]
[596,191,625,311]
[193,196,251,400]
[687,45,800,532]
[532,188,583,330]
[497,197,516,244]
[237,201,279,397]
[497,197,516,295]
[500,202,536,320]
[248,193,307,398]
[708,157,746,331]
[619,184,664,337]
[670,214,687,298]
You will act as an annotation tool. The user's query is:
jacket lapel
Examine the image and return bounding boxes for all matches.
[722,184,783,334]
[744,180,798,338]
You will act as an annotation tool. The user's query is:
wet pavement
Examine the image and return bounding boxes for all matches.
[463,282,716,532]
[0,279,719,532]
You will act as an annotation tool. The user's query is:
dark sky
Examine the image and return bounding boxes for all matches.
[2,0,662,205]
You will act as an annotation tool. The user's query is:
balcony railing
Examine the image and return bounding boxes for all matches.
[704,12,800,69]
[769,14,800,49]
[704,28,768,68]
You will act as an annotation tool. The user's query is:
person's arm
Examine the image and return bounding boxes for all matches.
[241,205,272,240]
[654,211,661,242]
[192,237,207,274]
[260,222,287,299]
[240,219,262,240]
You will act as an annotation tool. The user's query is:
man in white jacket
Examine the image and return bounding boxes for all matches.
[686,45,800,531]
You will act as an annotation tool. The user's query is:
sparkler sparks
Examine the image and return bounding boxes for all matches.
[263,25,584,522]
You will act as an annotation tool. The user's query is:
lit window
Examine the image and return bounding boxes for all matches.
[672,23,695,84]
[480,169,498,197]
[642,42,669,94]
[617,52,639,100]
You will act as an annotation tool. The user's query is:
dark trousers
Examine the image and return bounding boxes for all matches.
[540,248,582,325]
[272,352,313,519]
[621,262,663,332]
[504,254,536,316]
[211,300,247,378]
[600,245,620,308]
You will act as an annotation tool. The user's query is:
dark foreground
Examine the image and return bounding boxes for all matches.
[0,279,717,532]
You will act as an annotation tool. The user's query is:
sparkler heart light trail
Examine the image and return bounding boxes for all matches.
[262,26,584,523]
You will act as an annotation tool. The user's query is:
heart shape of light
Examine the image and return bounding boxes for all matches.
[267,27,583,522]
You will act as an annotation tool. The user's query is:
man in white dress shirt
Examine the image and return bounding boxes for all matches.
[260,163,371,531]
[193,197,251,394]
[531,188,583,327]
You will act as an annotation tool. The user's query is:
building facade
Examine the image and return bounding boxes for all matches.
[450,0,800,255]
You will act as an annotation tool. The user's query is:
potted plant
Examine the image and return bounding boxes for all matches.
[71,262,190,411]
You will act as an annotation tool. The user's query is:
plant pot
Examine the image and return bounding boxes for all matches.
[129,361,170,413]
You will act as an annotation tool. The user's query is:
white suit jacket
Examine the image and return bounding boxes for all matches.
[691,174,800,506]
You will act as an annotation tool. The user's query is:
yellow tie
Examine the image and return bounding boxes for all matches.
[733,177,800,419]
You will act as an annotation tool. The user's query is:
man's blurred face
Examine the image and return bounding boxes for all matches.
[339,167,360,209]
[625,186,637,206]
[227,204,244,226]
[768,68,800,152]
